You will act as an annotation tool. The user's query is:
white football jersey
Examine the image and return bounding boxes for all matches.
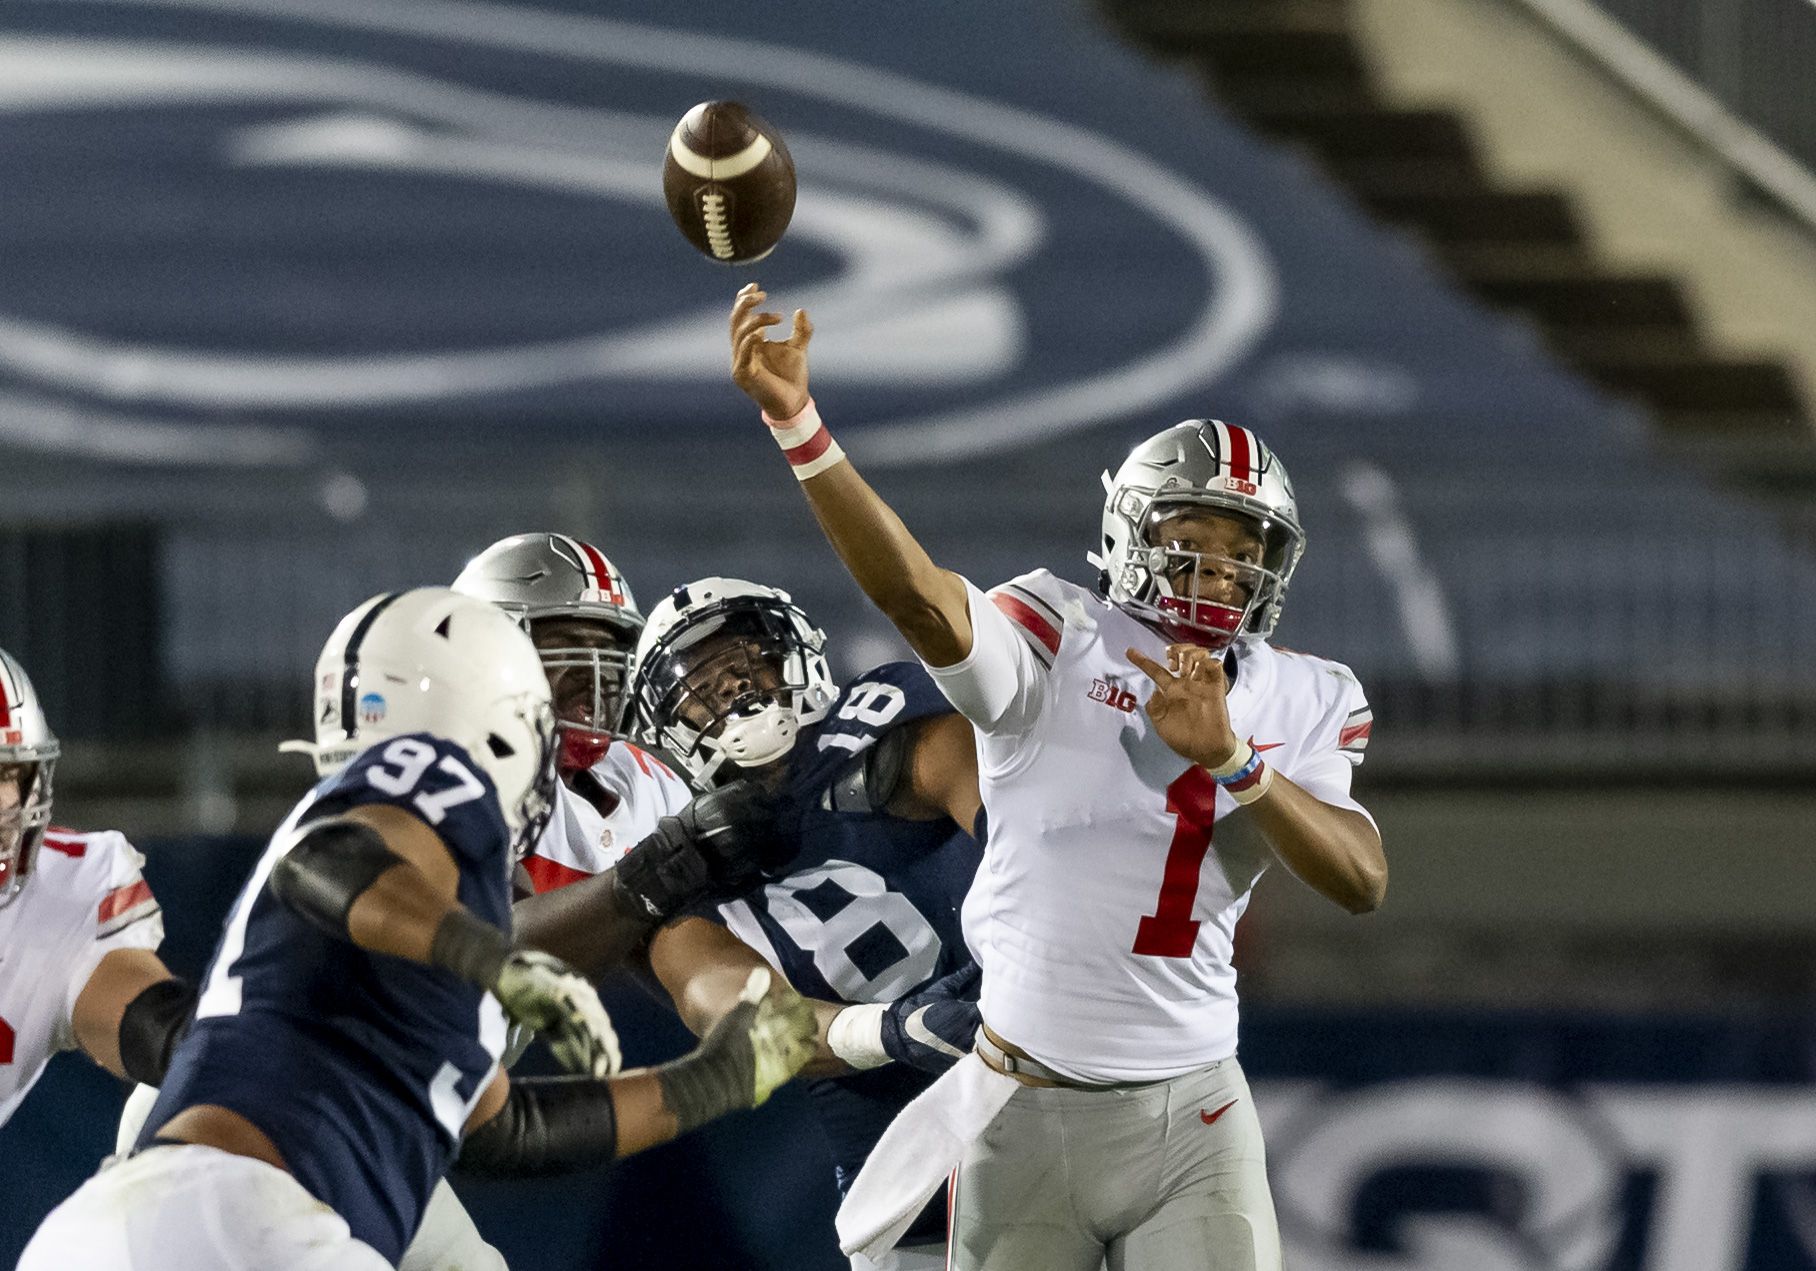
[0,828,164,1125]
[930,570,1373,1085]
[522,742,693,892]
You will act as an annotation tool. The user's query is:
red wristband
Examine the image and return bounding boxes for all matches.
[762,398,846,480]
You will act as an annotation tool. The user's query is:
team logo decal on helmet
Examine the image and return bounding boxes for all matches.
[1093,420,1305,651]
[0,649,61,908]
[624,578,836,790]
[452,533,644,775]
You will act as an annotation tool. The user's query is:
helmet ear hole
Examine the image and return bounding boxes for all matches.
[434,615,453,639]
[487,735,515,760]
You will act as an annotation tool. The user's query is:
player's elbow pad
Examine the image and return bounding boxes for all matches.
[268,819,406,941]
[455,1076,619,1178]
[117,976,198,1087]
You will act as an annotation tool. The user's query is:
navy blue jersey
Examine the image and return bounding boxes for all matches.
[712,663,982,1238]
[141,734,513,1264]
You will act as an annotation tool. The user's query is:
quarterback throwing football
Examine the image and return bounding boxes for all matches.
[729,284,1385,1270]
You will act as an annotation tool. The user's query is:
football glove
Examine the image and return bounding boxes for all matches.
[657,969,817,1132]
[612,780,793,921]
[492,949,622,1079]
[828,961,981,1076]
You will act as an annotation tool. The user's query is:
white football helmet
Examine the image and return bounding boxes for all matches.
[0,649,60,908]
[1094,419,1305,651]
[625,578,836,789]
[451,533,642,775]
[286,589,558,859]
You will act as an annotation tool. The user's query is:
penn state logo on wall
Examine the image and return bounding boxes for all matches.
[0,0,1275,468]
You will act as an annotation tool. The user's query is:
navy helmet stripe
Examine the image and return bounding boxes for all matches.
[342,592,404,739]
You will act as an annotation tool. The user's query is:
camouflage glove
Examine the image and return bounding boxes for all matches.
[490,949,622,1079]
[657,969,816,1132]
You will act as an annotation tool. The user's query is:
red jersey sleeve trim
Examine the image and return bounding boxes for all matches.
[522,853,595,895]
[988,592,1061,659]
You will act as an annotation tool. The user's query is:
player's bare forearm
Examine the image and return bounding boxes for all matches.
[70,949,182,1080]
[518,781,796,977]
[1242,777,1386,914]
[434,967,810,1159]
[602,1070,676,1157]
[513,871,657,979]
[728,284,973,667]
[340,862,468,962]
[463,1056,799,1174]
[649,917,847,1077]
[796,458,973,668]
[1128,647,1385,913]
[261,805,465,965]
[279,803,466,964]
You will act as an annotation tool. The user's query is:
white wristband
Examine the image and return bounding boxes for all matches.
[1206,737,1255,779]
[826,1002,891,1070]
[1226,760,1274,805]
[763,398,847,481]
[1205,737,1274,805]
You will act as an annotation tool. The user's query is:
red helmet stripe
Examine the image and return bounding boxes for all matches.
[568,537,624,606]
[553,534,595,588]
[1223,423,1253,484]
[0,657,15,728]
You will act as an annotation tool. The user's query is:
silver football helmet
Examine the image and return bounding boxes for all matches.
[625,578,836,790]
[452,533,642,774]
[0,648,60,908]
[1094,420,1304,650]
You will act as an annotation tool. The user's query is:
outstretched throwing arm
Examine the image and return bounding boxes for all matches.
[729,284,973,667]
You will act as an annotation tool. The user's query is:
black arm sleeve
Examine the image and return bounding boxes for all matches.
[454,1076,620,1178]
[267,818,407,941]
[117,976,198,1087]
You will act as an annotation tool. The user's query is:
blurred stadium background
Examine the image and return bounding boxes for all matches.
[5,0,1816,1267]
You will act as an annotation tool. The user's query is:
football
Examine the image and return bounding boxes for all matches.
[662,100,796,265]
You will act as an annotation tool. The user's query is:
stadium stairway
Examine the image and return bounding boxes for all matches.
[1097,0,1816,546]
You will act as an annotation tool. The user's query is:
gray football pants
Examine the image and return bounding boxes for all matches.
[949,1057,1280,1271]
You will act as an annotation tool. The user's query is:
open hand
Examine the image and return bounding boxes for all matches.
[1126,644,1240,770]
[730,283,813,419]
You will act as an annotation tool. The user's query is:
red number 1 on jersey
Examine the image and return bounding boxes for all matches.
[1133,768,1220,958]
